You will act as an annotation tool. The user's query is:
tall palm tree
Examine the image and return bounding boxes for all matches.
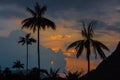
[12,60,24,70]
[18,33,36,71]
[21,2,56,70]
[67,20,109,73]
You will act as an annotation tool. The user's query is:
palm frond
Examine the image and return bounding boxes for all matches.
[91,40,98,59]
[34,2,41,16]
[29,38,36,42]
[55,68,60,74]
[26,7,36,16]
[88,20,97,31]
[49,68,60,78]
[67,40,82,50]
[96,46,106,59]
[39,17,56,30]
[28,38,36,45]
[94,40,109,51]
[81,21,87,37]
[65,71,82,80]
[22,17,56,32]
[19,36,25,40]
[18,37,25,45]
[18,40,25,43]
[40,6,47,16]
[76,41,84,58]
[92,40,107,59]
[21,17,36,30]
[88,20,97,38]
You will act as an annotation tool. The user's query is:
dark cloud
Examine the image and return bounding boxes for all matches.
[0,0,39,18]
[0,0,119,19]
[0,7,26,18]
[0,0,34,7]
[0,27,4,30]
[45,0,113,11]
[106,22,120,33]
[62,18,109,30]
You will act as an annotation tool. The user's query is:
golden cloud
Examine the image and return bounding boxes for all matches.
[50,34,72,40]
[65,58,99,73]
[50,35,63,40]
[51,48,59,52]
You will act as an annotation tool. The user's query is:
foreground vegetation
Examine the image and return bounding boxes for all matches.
[0,67,83,80]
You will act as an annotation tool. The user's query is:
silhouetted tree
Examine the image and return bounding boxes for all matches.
[18,33,36,72]
[28,67,40,80]
[42,68,61,80]
[3,67,12,80]
[21,2,56,70]
[67,20,109,73]
[64,71,82,80]
[12,60,24,71]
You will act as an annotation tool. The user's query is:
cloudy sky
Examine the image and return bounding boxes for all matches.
[0,0,120,72]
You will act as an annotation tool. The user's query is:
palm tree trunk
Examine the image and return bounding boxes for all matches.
[87,45,90,80]
[26,44,28,72]
[87,53,90,73]
[37,27,40,70]
[87,41,91,73]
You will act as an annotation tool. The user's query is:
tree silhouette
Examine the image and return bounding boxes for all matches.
[21,2,56,70]
[18,33,36,72]
[42,68,61,80]
[28,67,40,80]
[3,67,12,80]
[67,20,109,73]
[12,60,24,71]
[64,71,82,80]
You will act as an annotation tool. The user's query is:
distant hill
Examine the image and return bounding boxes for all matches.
[79,41,120,80]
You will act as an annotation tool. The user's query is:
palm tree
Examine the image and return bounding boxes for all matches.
[67,20,109,73]
[18,33,36,71]
[12,60,24,70]
[21,2,56,70]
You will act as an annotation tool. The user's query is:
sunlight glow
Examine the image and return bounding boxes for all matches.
[50,61,54,65]
[50,35,63,40]
[51,48,59,52]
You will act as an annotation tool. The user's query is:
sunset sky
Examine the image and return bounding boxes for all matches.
[0,0,120,72]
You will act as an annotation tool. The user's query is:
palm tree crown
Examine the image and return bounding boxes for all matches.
[67,20,109,73]
[18,33,36,45]
[21,2,56,32]
[12,60,24,70]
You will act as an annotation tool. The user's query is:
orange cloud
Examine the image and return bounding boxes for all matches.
[51,48,59,52]
[64,34,72,38]
[50,34,72,40]
[65,57,99,73]
[67,49,76,53]
[50,35,63,40]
